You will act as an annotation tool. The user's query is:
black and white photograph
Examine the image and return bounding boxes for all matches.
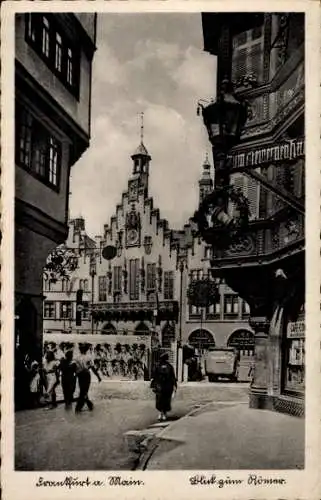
[1,2,320,499]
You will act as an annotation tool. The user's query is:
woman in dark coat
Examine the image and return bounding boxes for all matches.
[151,353,177,421]
[59,350,77,410]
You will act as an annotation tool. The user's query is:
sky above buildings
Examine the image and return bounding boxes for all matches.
[69,13,217,238]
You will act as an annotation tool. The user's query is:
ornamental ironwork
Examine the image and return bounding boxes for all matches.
[191,185,251,249]
[187,278,218,308]
[43,244,78,283]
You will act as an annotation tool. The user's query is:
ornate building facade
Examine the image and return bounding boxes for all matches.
[15,13,97,406]
[199,13,304,414]
[43,138,253,379]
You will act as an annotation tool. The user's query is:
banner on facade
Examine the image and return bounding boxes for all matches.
[227,137,305,171]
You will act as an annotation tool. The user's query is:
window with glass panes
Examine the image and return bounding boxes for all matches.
[61,279,69,292]
[113,266,122,293]
[55,32,62,72]
[129,259,140,300]
[41,16,50,57]
[242,300,251,317]
[164,271,174,300]
[60,301,73,319]
[83,279,89,292]
[98,276,107,301]
[206,298,221,319]
[224,295,239,316]
[16,104,61,189]
[44,301,55,318]
[146,263,156,290]
[190,269,204,281]
[232,24,264,85]
[189,304,202,317]
[82,301,89,319]
[25,14,80,97]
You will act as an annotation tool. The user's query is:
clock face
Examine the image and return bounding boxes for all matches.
[127,229,139,246]
[129,181,138,200]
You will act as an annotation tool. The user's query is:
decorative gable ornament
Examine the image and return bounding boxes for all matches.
[144,236,153,255]
[126,204,141,247]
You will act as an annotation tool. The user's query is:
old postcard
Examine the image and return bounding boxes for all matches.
[1,0,320,499]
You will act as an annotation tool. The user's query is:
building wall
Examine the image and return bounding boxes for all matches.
[15,13,94,136]
[15,13,96,388]
[201,12,305,413]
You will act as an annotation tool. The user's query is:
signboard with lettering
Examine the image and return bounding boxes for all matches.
[287,320,305,339]
[227,138,304,171]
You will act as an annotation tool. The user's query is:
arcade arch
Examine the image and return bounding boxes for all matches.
[227,329,254,356]
[101,322,116,335]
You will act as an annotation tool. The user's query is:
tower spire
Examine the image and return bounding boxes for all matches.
[140,111,144,144]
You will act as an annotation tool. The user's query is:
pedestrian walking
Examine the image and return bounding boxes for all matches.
[43,350,60,409]
[150,352,177,422]
[74,344,101,413]
[29,361,41,408]
[59,350,77,410]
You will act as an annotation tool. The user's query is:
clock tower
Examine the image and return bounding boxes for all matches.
[128,112,151,202]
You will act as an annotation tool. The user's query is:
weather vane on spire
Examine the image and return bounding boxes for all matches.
[140,111,144,144]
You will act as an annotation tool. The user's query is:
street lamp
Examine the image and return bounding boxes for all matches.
[177,248,188,381]
[194,79,250,248]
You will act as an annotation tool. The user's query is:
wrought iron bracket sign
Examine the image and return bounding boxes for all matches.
[43,245,78,283]
[192,185,250,249]
[187,278,218,308]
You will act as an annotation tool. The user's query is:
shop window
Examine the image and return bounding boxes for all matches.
[164,271,174,300]
[283,319,305,395]
[44,301,55,319]
[25,14,80,98]
[60,301,73,319]
[98,276,107,302]
[16,104,61,189]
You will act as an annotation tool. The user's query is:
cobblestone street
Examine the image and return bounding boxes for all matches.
[15,381,249,470]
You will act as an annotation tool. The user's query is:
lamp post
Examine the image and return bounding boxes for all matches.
[177,248,188,381]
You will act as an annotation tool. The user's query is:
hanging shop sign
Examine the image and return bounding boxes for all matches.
[287,320,305,339]
[227,137,305,171]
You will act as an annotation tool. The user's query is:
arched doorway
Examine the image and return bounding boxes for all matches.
[188,329,215,352]
[162,322,176,348]
[135,322,150,336]
[101,322,116,335]
[227,329,254,356]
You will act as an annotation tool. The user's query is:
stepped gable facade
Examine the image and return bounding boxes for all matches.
[43,142,253,374]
